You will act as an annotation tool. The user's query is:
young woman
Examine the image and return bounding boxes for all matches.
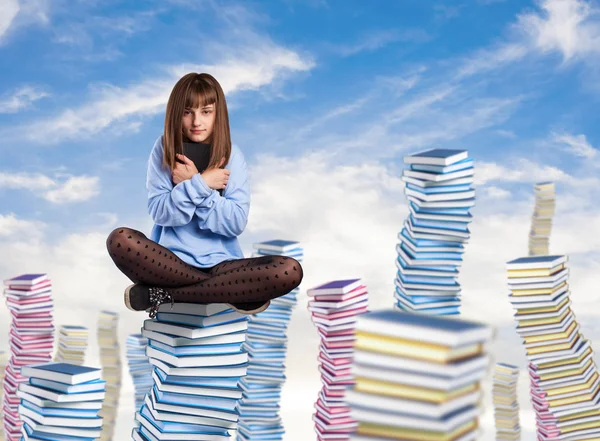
[106,73,303,318]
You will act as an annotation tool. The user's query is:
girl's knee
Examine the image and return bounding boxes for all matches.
[106,226,138,251]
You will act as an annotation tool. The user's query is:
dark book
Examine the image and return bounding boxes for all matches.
[181,142,223,196]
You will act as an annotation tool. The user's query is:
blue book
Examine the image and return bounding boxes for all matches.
[395,290,460,305]
[23,422,97,441]
[356,309,492,346]
[154,387,239,412]
[306,279,362,296]
[3,273,48,286]
[401,243,463,261]
[140,405,229,434]
[405,149,468,166]
[155,310,246,328]
[21,363,102,385]
[406,182,472,194]
[396,272,459,287]
[507,255,567,269]
[252,239,300,252]
[20,400,98,418]
[29,377,105,394]
[150,340,243,356]
[395,303,459,315]
[410,157,474,174]
[400,229,464,250]
[409,201,471,216]
[409,215,469,232]
[154,367,240,389]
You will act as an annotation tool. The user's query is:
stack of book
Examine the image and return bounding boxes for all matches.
[493,362,521,441]
[308,279,369,441]
[344,309,493,441]
[237,239,304,441]
[507,255,600,441]
[396,149,475,315]
[528,182,556,256]
[134,302,249,441]
[97,310,121,441]
[0,350,6,441]
[2,273,54,441]
[126,334,153,413]
[17,362,105,440]
[54,325,89,365]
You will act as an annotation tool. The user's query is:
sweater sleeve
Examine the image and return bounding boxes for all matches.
[194,145,251,237]
[147,136,213,227]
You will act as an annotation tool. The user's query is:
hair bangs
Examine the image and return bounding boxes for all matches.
[185,80,217,109]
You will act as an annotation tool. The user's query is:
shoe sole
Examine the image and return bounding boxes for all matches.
[124,284,136,311]
[229,300,270,315]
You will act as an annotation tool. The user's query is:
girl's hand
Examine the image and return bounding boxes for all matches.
[172,154,199,185]
[201,158,230,190]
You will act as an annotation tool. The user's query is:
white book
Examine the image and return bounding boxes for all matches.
[146,346,247,368]
[143,319,247,339]
[18,383,105,403]
[149,358,247,378]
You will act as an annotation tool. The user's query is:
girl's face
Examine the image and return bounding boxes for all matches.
[182,102,216,143]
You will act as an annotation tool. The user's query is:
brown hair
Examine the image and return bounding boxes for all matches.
[162,72,231,171]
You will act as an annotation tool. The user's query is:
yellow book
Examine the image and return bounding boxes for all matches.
[559,419,600,434]
[354,331,482,363]
[535,346,591,370]
[516,296,569,315]
[538,359,593,382]
[507,264,565,278]
[546,373,598,398]
[354,377,478,404]
[524,321,577,344]
[357,419,477,441]
[510,281,567,297]
[557,407,600,423]
[547,382,600,407]
[517,307,570,328]
[527,336,580,356]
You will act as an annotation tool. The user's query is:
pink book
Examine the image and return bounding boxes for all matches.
[6,295,52,305]
[313,285,367,302]
[318,352,352,366]
[312,307,368,320]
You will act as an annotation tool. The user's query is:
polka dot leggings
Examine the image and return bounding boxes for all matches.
[106,227,303,304]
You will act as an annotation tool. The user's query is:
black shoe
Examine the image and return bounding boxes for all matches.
[124,284,173,318]
[124,284,270,317]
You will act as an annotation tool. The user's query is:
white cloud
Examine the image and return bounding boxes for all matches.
[0,212,45,237]
[475,158,572,185]
[327,28,431,57]
[0,0,50,44]
[517,0,600,61]
[0,0,20,42]
[552,131,598,158]
[43,175,100,203]
[12,42,313,144]
[0,85,50,113]
[0,171,100,203]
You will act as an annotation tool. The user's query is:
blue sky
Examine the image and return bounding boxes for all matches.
[1,0,599,241]
[1,1,600,440]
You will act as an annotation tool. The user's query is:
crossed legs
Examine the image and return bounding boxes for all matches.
[106,227,303,305]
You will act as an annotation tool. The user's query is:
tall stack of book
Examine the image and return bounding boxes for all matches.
[54,325,89,365]
[506,255,600,441]
[2,273,54,441]
[528,182,555,256]
[344,309,493,441]
[493,362,521,441]
[308,279,369,441]
[126,334,153,413]
[237,239,304,441]
[396,149,475,315]
[134,302,249,441]
[0,350,6,441]
[17,362,105,440]
[97,310,121,441]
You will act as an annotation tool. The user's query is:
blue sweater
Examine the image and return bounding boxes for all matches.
[146,135,250,268]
